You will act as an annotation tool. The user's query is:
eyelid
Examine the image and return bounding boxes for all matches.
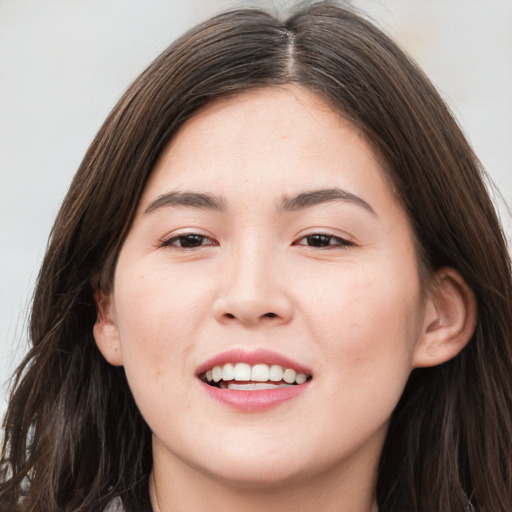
[293,230,356,248]
[156,228,356,250]
[159,230,218,250]
[294,228,356,241]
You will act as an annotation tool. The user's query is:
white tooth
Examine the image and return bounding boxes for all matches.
[252,364,270,382]
[206,370,213,382]
[234,363,251,381]
[222,363,235,381]
[295,373,307,384]
[212,366,223,383]
[227,382,293,390]
[283,368,296,384]
[269,365,283,382]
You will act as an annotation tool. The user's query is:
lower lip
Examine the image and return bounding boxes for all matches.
[199,380,310,412]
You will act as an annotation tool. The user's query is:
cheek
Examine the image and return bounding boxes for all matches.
[304,271,422,443]
[110,269,203,426]
[115,259,207,333]
[299,260,423,381]
[111,260,215,387]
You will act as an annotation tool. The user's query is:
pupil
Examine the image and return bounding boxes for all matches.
[181,235,203,247]
[308,235,330,247]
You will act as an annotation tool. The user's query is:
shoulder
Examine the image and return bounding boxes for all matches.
[104,497,124,511]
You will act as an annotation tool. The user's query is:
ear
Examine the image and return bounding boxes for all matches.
[92,289,124,366]
[412,267,477,368]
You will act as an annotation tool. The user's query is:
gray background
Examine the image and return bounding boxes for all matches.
[1,0,511,412]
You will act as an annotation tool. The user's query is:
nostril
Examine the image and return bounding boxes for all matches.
[223,312,277,320]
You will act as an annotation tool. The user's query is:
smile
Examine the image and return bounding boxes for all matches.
[197,349,313,411]
[200,362,312,389]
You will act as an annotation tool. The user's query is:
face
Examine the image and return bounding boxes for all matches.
[96,87,432,490]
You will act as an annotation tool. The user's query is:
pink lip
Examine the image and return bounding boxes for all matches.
[196,348,312,376]
[196,348,312,412]
[198,380,311,412]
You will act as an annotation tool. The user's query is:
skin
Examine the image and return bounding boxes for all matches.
[94,86,476,512]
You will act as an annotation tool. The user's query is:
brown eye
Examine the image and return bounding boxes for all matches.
[304,234,333,247]
[162,233,214,249]
[296,234,353,248]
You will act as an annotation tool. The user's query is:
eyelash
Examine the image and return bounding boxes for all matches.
[160,232,217,251]
[294,233,354,249]
[160,232,354,251]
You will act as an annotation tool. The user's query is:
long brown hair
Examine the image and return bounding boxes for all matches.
[2,2,511,511]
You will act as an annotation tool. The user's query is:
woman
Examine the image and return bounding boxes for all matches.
[1,2,511,511]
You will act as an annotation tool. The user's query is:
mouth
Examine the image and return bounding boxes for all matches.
[200,362,313,390]
[196,349,313,411]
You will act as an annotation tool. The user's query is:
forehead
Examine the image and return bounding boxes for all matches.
[140,86,397,214]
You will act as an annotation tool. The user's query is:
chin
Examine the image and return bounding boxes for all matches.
[199,459,312,490]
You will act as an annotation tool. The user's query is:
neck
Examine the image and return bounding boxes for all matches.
[149,448,379,512]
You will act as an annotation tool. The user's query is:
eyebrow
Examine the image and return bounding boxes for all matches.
[144,191,227,214]
[143,188,375,216]
[280,188,376,215]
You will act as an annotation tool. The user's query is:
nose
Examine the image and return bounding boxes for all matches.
[212,243,293,327]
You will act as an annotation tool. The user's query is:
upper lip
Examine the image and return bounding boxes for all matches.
[196,348,313,376]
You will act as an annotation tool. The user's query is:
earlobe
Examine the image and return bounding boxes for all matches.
[93,289,124,366]
[412,267,477,368]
